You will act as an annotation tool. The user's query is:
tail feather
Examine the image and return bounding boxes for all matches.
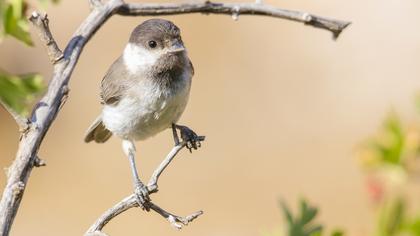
[84,116,112,143]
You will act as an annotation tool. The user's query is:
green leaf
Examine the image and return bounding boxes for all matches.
[376,198,405,236]
[1,0,33,46]
[280,200,294,225]
[367,112,405,168]
[406,217,420,235]
[306,225,323,236]
[300,199,318,226]
[330,229,345,236]
[281,199,323,236]
[0,71,44,115]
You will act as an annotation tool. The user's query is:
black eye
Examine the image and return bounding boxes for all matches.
[148,40,157,48]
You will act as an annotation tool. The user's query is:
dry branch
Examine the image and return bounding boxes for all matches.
[0,0,350,235]
[86,140,205,235]
[118,2,350,38]
[86,195,202,235]
[29,12,63,64]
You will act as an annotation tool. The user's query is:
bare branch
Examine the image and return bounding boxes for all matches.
[0,99,30,132]
[0,0,350,235]
[86,195,137,234]
[147,141,189,192]
[88,140,204,234]
[149,203,203,230]
[29,12,63,64]
[147,137,205,193]
[0,1,125,234]
[86,194,203,235]
[117,2,351,38]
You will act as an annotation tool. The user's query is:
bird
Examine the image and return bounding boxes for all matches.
[84,19,202,210]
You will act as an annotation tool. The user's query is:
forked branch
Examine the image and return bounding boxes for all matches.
[0,0,350,235]
[86,140,205,235]
[29,12,63,63]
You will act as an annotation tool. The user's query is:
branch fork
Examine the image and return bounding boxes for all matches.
[86,139,205,235]
[0,0,350,235]
[29,12,63,64]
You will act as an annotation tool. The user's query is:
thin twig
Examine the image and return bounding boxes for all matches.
[0,0,350,235]
[86,194,203,235]
[149,203,203,230]
[88,140,204,234]
[147,137,205,193]
[0,99,30,132]
[29,12,63,64]
[118,2,351,38]
[147,141,188,192]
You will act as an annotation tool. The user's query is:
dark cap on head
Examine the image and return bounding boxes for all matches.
[129,19,182,50]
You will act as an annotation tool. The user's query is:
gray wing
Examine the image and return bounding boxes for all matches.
[100,57,130,106]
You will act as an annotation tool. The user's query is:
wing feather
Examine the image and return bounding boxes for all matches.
[100,57,129,106]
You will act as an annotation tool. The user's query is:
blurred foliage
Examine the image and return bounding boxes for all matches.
[281,199,323,236]
[1,0,32,45]
[358,111,420,180]
[268,104,420,236]
[0,0,59,44]
[264,199,344,236]
[0,0,58,115]
[0,70,44,115]
[357,104,420,236]
[374,197,420,236]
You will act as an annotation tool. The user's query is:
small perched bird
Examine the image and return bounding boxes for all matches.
[85,19,202,209]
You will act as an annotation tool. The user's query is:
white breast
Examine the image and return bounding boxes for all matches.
[102,74,190,141]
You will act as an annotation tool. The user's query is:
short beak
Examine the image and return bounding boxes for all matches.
[168,42,185,53]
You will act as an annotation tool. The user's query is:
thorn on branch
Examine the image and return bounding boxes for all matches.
[231,5,240,21]
[34,156,46,167]
[302,13,312,22]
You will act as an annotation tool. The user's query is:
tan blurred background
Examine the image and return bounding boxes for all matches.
[1,0,420,235]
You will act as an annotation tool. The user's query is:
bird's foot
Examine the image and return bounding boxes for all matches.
[134,183,151,211]
[177,125,205,152]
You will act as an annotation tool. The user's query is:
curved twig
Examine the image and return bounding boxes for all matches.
[0,0,350,235]
[118,2,351,38]
[29,12,63,63]
[86,141,204,235]
[86,195,203,235]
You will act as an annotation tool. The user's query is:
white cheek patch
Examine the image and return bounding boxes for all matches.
[123,43,160,74]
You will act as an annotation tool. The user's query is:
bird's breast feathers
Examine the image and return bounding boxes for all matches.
[101,70,191,140]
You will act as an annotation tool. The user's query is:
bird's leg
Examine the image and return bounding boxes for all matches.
[172,124,205,152]
[122,139,150,211]
[171,123,180,146]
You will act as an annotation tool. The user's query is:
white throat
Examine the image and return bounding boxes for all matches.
[123,43,159,74]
